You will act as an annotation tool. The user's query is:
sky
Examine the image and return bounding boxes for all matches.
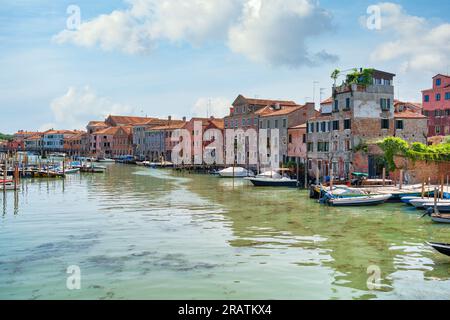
[0,0,449,133]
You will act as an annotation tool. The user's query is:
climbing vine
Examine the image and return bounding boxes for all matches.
[377,137,450,171]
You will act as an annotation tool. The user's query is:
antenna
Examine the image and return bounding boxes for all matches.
[313,81,319,108]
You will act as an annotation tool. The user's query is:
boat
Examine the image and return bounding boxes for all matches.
[0,179,18,191]
[246,169,298,187]
[427,242,450,257]
[328,194,392,206]
[56,167,80,174]
[410,198,450,209]
[97,158,115,163]
[400,196,422,204]
[218,167,254,178]
[422,202,450,213]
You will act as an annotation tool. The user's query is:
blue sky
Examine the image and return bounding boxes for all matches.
[0,0,449,133]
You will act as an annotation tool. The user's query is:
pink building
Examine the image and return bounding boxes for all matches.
[422,74,450,136]
[287,124,307,162]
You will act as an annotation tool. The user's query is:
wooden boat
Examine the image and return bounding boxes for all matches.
[427,242,450,257]
[328,194,392,206]
[218,167,254,178]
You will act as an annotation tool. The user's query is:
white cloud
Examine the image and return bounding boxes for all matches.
[191,97,231,118]
[228,0,337,67]
[50,86,135,129]
[53,0,336,67]
[366,2,450,72]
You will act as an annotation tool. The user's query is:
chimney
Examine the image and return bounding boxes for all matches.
[182,116,186,122]
[168,115,172,121]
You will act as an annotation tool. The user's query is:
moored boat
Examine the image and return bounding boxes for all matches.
[423,202,450,213]
[218,167,254,178]
[427,242,450,256]
[411,198,450,209]
[328,194,392,206]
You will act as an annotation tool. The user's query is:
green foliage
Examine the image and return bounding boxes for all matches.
[0,133,13,141]
[354,141,369,153]
[345,68,374,86]
[378,137,450,171]
[331,69,340,82]
[443,136,450,144]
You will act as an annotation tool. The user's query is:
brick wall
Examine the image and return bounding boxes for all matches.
[393,156,450,184]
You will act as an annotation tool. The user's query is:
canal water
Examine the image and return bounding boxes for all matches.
[0,164,449,299]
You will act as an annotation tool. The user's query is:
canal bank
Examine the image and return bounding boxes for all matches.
[0,164,449,299]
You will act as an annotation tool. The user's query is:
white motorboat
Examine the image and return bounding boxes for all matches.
[218,167,254,178]
[98,158,115,163]
[328,194,392,206]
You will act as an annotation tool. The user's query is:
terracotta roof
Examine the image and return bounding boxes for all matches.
[94,126,132,135]
[289,123,307,129]
[148,122,187,131]
[394,111,427,119]
[394,100,422,109]
[209,118,224,130]
[320,97,333,105]
[256,105,302,117]
[87,121,107,127]
[14,131,42,136]
[234,94,297,107]
[44,130,80,135]
[107,115,156,125]
[26,135,43,141]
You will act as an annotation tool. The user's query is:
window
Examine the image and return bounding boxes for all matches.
[288,134,292,144]
[334,100,339,112]
[381,119,389,129]
[396,120,404,130]
[307,142,314,152]
[424,95,430,102]
[316,122,320,132]
[309,123,314,133]
[436,78,442,86]
[302,134,306,143]
[275,119,279,128]
[224,119,228,128]
[436,93,441,101]
[282,119,287,128]
[345,98,350,110]
[344,119,351,130]
[254,118,258,126]
[436,126,441,134]
[446,92,450,100]
[321,122,326,132]
[242,118,246,126]
[380,98,390,111]
[332,120,339,131]
[345,140,351,151]
[446,109,450,116]
[267,120,271,129]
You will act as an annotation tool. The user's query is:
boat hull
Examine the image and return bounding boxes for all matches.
[329,194,391,206]
[248,178,298,187]
[427,242,450,256]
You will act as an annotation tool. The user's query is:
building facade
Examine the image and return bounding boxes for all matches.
[307,69,396,180]
[422,74,450,136]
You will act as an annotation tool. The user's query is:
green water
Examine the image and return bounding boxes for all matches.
[0,164,449,300]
